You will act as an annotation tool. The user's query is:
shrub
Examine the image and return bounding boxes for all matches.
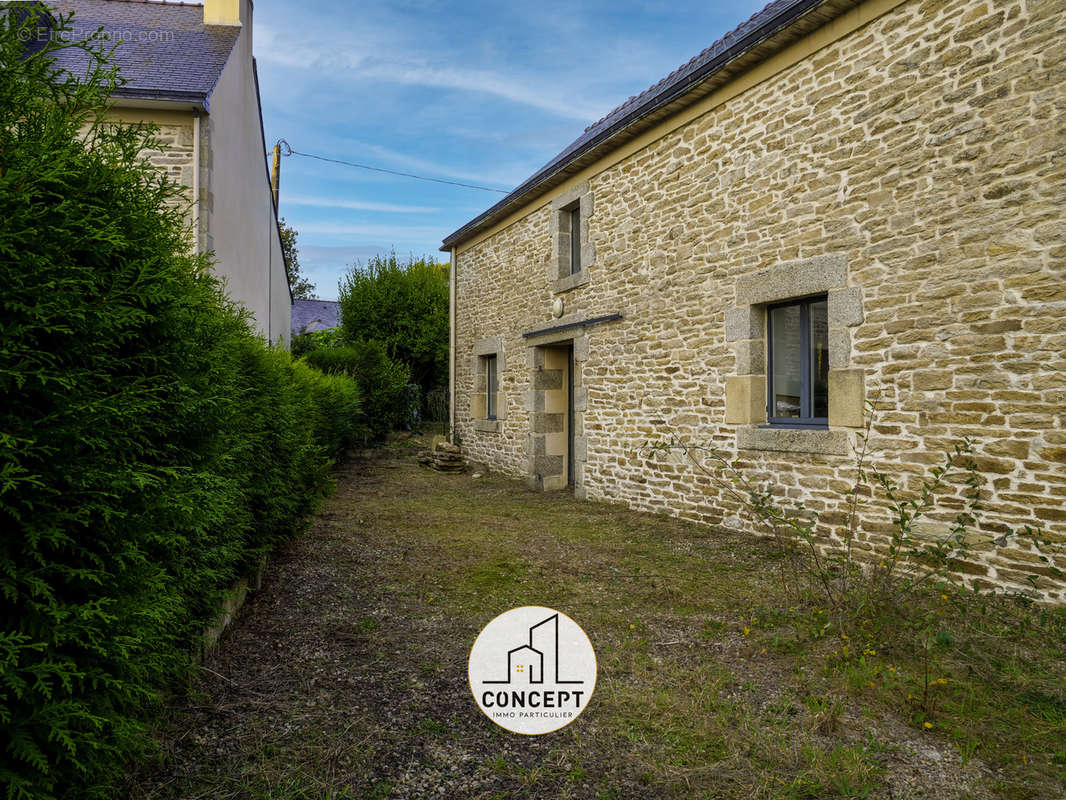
[296,360,364,459]
[337,251,449,398]
[290,325,344,358]
[641,409,1057,630]
[302,340,411,439]
[0,12,361,799]
[301,344,363,375]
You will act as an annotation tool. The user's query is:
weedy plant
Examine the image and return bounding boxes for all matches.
[640,406,1059,636]
[641,412,1065,755]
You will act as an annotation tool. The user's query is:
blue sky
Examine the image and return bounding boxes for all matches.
[255,0,769,299]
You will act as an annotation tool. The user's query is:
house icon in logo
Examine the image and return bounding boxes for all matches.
[483,613,584,686]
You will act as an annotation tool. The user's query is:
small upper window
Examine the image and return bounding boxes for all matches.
[484,354,498,419]
[549,182,594,292]
[567,203,581,275]
[767,296,828,426]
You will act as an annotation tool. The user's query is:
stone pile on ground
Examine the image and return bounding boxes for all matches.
[419,441,465,473]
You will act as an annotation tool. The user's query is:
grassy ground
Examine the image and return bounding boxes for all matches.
[128,444,1066,799]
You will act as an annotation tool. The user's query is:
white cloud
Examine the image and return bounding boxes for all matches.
[256,21,612,123]
[283,135,525,193]
[300,244,388,261]
[256,23,375,71]
[284,193,438,214]
[347,140,523,191]
[294,221,447,240]
[354,63,607,122]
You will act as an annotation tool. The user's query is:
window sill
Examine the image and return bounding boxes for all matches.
[736,426,849,456]
[552,269,589,294]
[473,418,501,433]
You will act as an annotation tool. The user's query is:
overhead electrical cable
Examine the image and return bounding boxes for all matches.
[274,140,510,194]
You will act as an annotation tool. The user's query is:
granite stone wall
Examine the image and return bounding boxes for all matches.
[453,0,1066,599]
[139,120,200,249]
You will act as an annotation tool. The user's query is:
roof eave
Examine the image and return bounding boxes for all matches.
[112,87,210,112]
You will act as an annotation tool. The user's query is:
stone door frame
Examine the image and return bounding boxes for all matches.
[524,327,589,494]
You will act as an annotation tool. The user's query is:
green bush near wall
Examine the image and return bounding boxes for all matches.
[302,340,412,438]
[0,12,362,799]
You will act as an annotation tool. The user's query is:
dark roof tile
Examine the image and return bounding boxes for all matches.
[291,300,341,336]
[46,0,238,107]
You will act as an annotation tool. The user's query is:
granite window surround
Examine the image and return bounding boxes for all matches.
[724,253,865,456]
[548,181,595,294]
[470,336,506,433]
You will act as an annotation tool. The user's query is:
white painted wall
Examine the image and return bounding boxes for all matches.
[202,0,291,345]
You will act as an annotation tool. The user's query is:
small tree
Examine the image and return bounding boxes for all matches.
[641,411,1058,628]
[279,217,315,300]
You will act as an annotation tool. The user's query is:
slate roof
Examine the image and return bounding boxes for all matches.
[291,300,342,337]
[441,0,852,250]
[45,0,239,108]
[549,0,811,167]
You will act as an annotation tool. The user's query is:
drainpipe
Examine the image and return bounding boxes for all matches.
[191,109,201,255]
[449,247,457,443]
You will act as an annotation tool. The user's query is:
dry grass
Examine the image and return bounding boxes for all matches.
[127,445,1065,800]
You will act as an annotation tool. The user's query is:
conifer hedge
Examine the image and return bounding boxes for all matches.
[0,11,363,798]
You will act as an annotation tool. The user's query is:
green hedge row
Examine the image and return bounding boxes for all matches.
[0,14,363,799]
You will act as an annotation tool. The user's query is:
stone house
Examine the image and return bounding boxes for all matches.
[48,0,291,344]
[441,0,1065,599]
